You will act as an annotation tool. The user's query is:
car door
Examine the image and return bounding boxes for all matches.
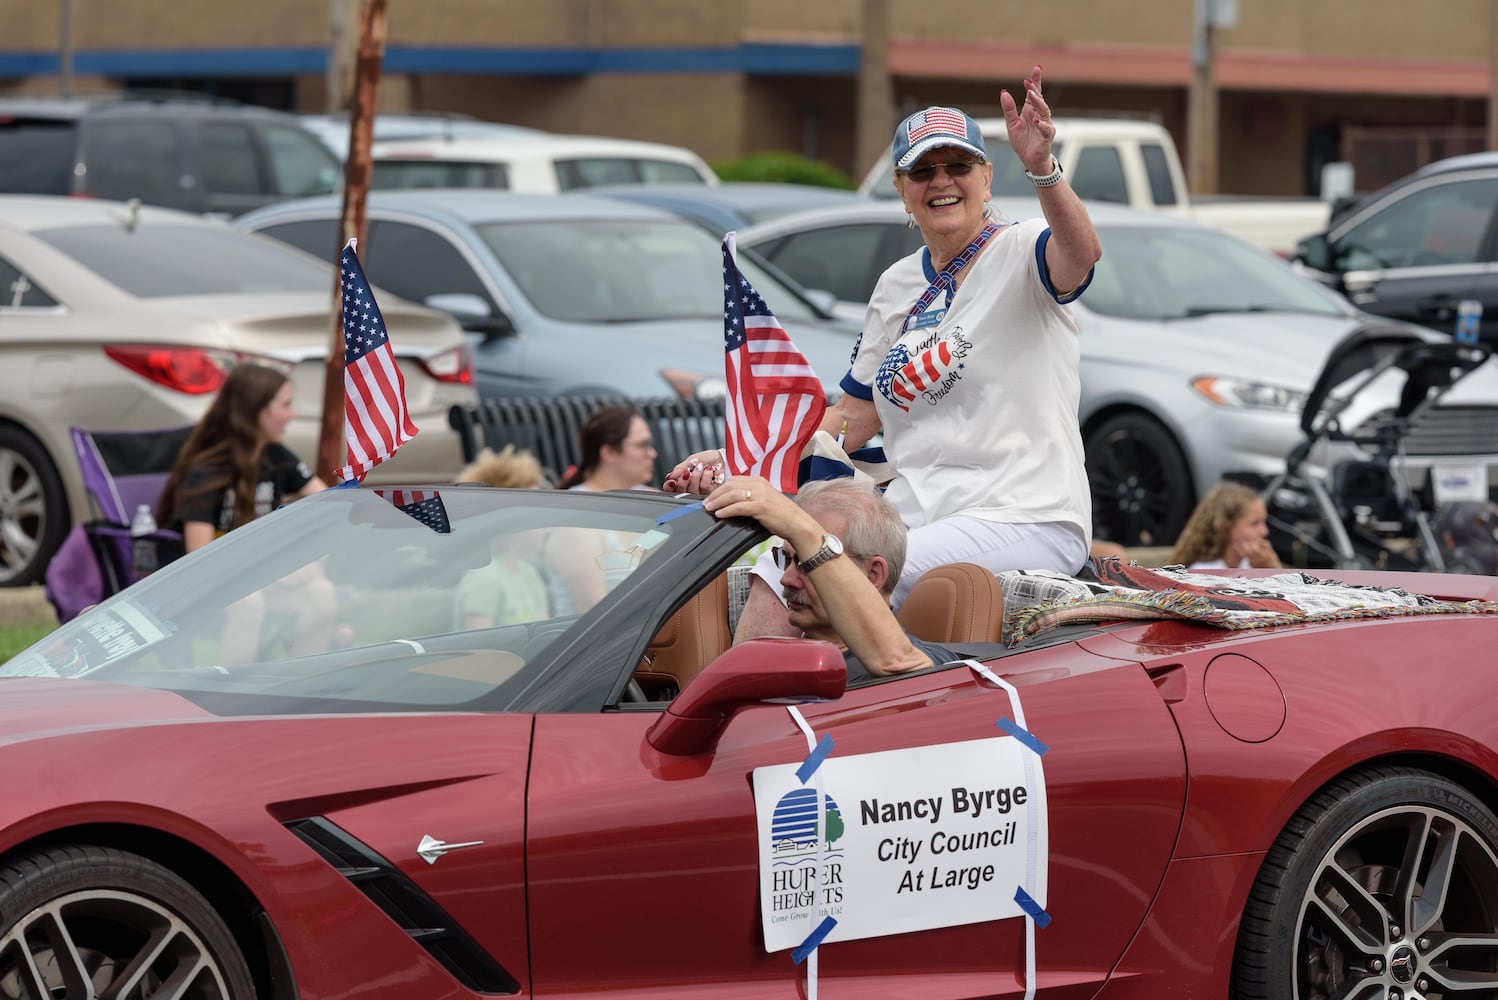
[1327,172,1498,344]
[526,642,1186,997]
[190,120,267,217]
[258,122,340,203]
[360,219,532,396]
[79,118,198,212]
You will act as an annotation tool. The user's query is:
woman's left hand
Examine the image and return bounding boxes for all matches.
[1000,65,1057,175]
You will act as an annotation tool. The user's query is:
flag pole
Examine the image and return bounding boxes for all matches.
[317,0,388,485]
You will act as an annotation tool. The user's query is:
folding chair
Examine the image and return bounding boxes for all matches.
[44,426,192,622]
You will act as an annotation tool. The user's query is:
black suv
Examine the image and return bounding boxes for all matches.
[1294,152,1498,347]
[0,95,341,216]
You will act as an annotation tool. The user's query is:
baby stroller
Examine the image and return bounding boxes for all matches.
[1262,326,1493,572]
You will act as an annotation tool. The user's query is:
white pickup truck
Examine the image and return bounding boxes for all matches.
[858,117,1331,257]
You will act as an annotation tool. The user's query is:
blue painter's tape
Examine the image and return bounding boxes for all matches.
[791,915,838,964]
[331,478,361,490]
[656,501,704,524]
[1014,886,1051,928]
[796,733,834,784]
[997,716,1048,756]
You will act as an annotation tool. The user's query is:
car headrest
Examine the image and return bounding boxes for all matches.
[896,562,1004,645]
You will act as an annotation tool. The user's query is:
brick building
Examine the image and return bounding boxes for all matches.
[1,0,1492,195]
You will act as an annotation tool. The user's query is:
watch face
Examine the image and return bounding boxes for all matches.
[799,534,844,572]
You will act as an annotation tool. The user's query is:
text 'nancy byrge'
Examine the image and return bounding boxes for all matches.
[858,784,1029,825]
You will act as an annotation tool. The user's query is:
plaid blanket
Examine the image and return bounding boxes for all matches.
[1000,558,1498,646]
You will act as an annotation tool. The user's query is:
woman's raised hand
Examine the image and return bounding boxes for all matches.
[999,65,1057,175]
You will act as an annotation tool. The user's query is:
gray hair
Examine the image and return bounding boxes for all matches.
[796,479,907,597]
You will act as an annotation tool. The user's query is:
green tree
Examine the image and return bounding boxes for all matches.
[711,151,856,190]
[824,806,845,846]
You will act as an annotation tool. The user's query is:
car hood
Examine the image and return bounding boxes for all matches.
[0,678,216,747]
[1081,309,1376,389]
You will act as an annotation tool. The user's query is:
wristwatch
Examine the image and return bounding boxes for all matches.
[797,534,845,573]
[1025,157,1064,188]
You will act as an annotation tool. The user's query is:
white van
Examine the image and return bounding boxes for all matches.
[372,134,719,194]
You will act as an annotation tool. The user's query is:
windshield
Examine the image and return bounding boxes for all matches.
[1,488,688,714]
[1082,225,1352,321]
[477,218,821,323]
[36,223,331,298]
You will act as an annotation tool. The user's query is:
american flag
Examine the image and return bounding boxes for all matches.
[721,233,826,494]
[373,489,451,534]
[336,238,419,483]
[907,107,968,144]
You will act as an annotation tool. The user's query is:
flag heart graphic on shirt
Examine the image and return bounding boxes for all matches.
[876,339,958,412]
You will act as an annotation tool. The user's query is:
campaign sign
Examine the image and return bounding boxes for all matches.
[752,736,1047,951]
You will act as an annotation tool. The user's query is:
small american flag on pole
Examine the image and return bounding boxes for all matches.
[721,233,826,494]
[906,107,968,144]
[336,238,419,483]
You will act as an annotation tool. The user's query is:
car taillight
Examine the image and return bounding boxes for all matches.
[103,346,290,395]
[420,345,473,384]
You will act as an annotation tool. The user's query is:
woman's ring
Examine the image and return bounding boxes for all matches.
[744,489,752,502]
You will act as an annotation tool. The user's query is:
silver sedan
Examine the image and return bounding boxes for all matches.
[0,196,476,586]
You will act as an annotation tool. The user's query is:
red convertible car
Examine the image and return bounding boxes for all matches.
[2,484,1498,999]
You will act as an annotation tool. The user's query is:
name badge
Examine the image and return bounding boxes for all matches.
[909,308,946,331]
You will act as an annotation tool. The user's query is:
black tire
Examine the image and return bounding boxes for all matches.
[1232,766,1498,1000]
[0,424,68,587]
[1084,411,1194,548]
[0,844,257,999]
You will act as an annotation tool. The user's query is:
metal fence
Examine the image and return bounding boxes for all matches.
[448,395,726,485]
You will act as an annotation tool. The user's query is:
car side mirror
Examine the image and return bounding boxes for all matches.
[1295,232,1334,273]
[645,638,846,756]
[425,292,515,341]
[803,288,839,315]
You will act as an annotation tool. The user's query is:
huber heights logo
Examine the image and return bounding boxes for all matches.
[767,787,845,920]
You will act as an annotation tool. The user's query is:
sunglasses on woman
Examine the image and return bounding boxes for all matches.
[903,160,979,183]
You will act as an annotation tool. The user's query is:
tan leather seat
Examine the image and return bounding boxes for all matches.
[896,562,1004,645]
[635,572,733,698]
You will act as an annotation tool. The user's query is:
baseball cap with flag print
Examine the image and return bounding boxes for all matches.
[892,106,988,171]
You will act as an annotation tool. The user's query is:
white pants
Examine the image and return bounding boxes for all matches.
[752,516,1087,610]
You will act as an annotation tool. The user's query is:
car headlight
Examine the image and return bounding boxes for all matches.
[1192,376,1307,413]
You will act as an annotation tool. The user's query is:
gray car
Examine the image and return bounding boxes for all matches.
[739,198,1498,546]
[237,190,860,401]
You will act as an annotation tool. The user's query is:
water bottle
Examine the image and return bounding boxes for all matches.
[130,503,158,578]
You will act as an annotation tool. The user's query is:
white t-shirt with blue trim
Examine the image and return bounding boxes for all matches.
[843,218,1092,543]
